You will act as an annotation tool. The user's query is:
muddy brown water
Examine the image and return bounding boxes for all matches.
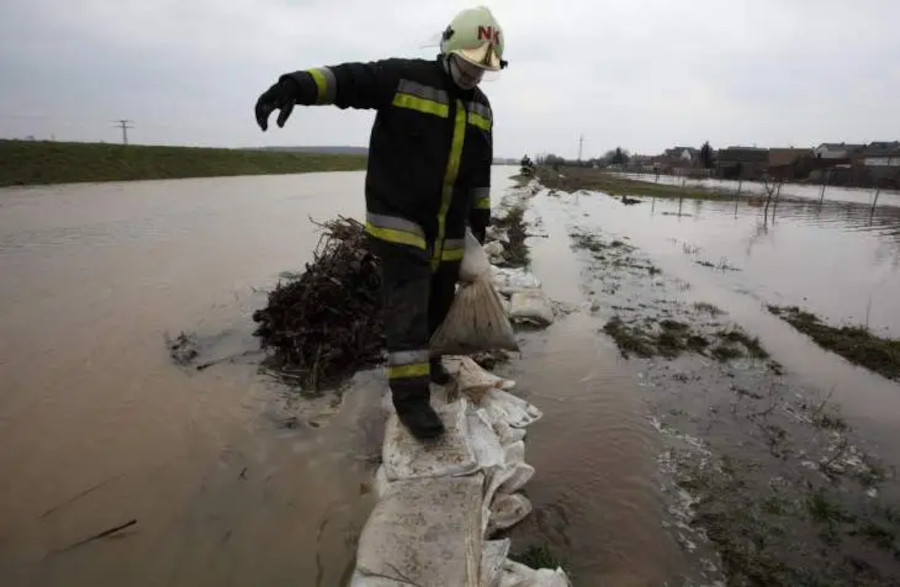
[531,184,900,582]
[550,190,900,443]
[7,167,897,585]
[1,168,682,586]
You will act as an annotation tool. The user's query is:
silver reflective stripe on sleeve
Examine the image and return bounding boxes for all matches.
[308,67,337,104]
[396,79,450,105]
[466,101,491,120]
[388,349,431,366]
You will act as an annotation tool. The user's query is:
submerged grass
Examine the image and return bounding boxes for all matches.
[492,205,530,268]
[694,302,724,316]
[603,316,656,358]
[769,305,900,381]
[0,140,368,187]
[536,165,728,200]
[676,450,900,586]
[718,328,769,359]
[602,314,768,364]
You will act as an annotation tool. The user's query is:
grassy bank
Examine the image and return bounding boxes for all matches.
[537,165,727,200]
[769,305,900,381]
[0,140,368,187]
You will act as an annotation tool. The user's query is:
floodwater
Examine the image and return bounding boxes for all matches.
[0,171,381,586]
[1,167,680,586]
[503,200,691,584]
[5,165,898,585]
[618,171,900,208]
[532,182,900,582]
[546,185,900,460]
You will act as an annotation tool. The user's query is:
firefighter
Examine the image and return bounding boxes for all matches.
[254,6,506,440]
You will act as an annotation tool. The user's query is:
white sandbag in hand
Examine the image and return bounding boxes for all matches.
[459,228,492,282]
[431,229,519,356]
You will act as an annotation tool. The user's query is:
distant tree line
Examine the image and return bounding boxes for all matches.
[534,146,632,168]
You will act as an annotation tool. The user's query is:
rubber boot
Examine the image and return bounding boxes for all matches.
[430,357,452,385]
[393,388,445,440]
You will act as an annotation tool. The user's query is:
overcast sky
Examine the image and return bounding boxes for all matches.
[2,0,898,158]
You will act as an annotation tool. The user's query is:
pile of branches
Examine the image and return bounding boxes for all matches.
[252,216,384,390]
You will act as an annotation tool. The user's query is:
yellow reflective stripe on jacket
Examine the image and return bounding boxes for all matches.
[467,112,491,131]
[308,67,336,104]
[432,99,468,270]
[388,362,430,379]
[441,248,465,262]
[440,238,465,262]
[392,94,449,118]
[472,186,491,210]
[365,212,427,249]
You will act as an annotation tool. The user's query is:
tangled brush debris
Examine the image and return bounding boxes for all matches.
[252,216,385,390]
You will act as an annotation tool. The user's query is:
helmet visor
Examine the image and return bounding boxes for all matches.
[455,42,502,71]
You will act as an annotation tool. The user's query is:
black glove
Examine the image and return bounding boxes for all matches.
[255,78,300,131]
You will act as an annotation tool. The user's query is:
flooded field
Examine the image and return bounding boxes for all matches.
[522,179,900,584]
[618,172,900,209]
[3,166,899,585]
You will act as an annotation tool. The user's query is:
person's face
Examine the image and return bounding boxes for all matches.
[450,55,485,90]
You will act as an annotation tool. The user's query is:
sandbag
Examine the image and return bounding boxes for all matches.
[460,228,492,282]
[481,389,544,429]
[445,356,516,402]
[492,419,527,447]
[482,540,512,587]
[430,279,519,356]
[484,241,506,264]
[382,399,480,481]
[431,230,519,355]
[493,267,542,296]
[466,408,505,470]
[352,474,484,587]
[509,289,555,327]
[498,560,572,587]
[487,493,533,534]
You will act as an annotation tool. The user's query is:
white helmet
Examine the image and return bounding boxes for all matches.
[439,6,507,71]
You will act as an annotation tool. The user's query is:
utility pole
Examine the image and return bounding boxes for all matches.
[578,134,584,162]
[113,119,134,145]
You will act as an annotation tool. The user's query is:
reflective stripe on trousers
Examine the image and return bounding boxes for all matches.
[388,349,430,380]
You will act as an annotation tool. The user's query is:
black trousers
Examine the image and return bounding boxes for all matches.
[371,238,460,403]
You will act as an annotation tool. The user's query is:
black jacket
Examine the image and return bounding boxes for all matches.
[282,57,492,264]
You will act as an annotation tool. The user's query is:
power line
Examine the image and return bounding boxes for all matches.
[113,119,134,145]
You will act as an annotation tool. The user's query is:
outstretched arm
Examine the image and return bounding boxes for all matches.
[255,59,403,130]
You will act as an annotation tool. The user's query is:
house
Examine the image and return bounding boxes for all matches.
[860,142,900,167]
[768,148,814,180]
[715,147,769,180]
[625,154,655,173]
[663,147,698,163]
[814,142,865,160]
